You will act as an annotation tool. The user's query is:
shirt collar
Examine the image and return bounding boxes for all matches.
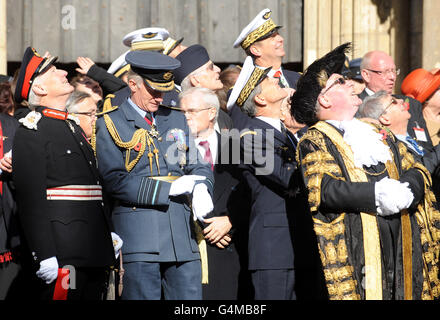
[127,97,147,118]
[256,116,282,132]
[365,87,375,96]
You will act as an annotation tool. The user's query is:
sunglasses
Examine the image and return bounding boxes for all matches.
[321,76,347,95]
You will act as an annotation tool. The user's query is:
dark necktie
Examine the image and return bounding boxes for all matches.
[273,70,285,88]
[281,121,297,148]
[144,112,153,126]
[406,135,424,156]
[199,140,214,171]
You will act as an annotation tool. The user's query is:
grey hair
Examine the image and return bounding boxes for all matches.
[28,75,43,107]
[357,90,389,119]
[66,90,92,113]
[179,87,220,121]
[180,64,207,92]
[126,69,144,87]
[240,84,262,117]
[360,52,372,71]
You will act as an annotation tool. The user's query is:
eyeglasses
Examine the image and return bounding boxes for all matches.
[366,68,400,77]
[321,76,347,95]
[380,97,399,116]
[181,107,213,116]
[74,111,97,118]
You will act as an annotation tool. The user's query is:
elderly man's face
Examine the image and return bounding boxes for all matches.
[180,93,216,137]
[194,61,223,91]
[380,95,410,127]
[73,97,97,139]
[321,73,362,120]
[260,76,288,106]
[130,79,163,113]
[362,52,397,94]
[38,66,74,98]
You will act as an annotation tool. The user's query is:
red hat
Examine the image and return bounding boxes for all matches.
[401,68,440,103]
[14,47,57,103]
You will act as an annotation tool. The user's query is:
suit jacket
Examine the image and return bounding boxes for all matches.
[359,90,434,152]
[202,132,243,299]
[95,99,214,263]
[12,107,115,268]
[228,104,299,270]
[0,114,20,253]
[283,69,301,89]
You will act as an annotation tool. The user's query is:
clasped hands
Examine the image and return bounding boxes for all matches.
[374,177,414,216]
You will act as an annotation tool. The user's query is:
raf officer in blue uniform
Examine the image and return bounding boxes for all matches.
[95,51,215,300]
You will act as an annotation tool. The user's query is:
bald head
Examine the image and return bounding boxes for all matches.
[361,51,398,94]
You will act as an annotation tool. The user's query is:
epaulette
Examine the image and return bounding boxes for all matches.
[239,130,257,139]
[18,110,42,130]
[96,94,119,116]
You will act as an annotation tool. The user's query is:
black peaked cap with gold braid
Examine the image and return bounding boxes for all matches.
[126,51,181,92]
[290,42,351,127]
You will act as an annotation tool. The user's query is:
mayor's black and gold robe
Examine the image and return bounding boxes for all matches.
[297,120,440,300]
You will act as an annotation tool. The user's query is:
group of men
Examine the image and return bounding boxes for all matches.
[1,7,440,301]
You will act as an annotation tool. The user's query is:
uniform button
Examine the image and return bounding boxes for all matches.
[287,167,291,171]
[158,137,162,141]
[101,202,104,207]
[80,141,83,146]
[97,181,100,185]
[66,150,71,154]
[89,161,92,165]
[132,207,136,211]
[168,173,172,176]
[164,154,167,158]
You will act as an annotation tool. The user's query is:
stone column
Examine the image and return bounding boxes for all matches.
[303,0,410,90]
[422,0,440,69]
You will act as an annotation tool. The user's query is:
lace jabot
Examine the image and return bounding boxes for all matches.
[326,119,392,168]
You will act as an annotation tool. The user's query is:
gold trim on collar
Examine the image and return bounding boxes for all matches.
[241,19,277,50]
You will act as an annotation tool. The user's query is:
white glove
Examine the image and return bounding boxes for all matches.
[36,256,59,284]
[375,177,414,216]
[111,232,123,259]
[191,183,214,222]
[169,175,206,196]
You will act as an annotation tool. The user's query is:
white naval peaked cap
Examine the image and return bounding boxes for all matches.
[122,27,170,51]
[233,8,281,50]
[107,50,130,77]
[226,56,271,109]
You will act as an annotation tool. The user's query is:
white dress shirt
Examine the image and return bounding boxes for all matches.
[195,130,218,165]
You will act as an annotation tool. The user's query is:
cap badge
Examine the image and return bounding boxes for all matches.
[263,11,272,20]
[31,48,41,58]
[163,72,173,81]
[143,32,158,39]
